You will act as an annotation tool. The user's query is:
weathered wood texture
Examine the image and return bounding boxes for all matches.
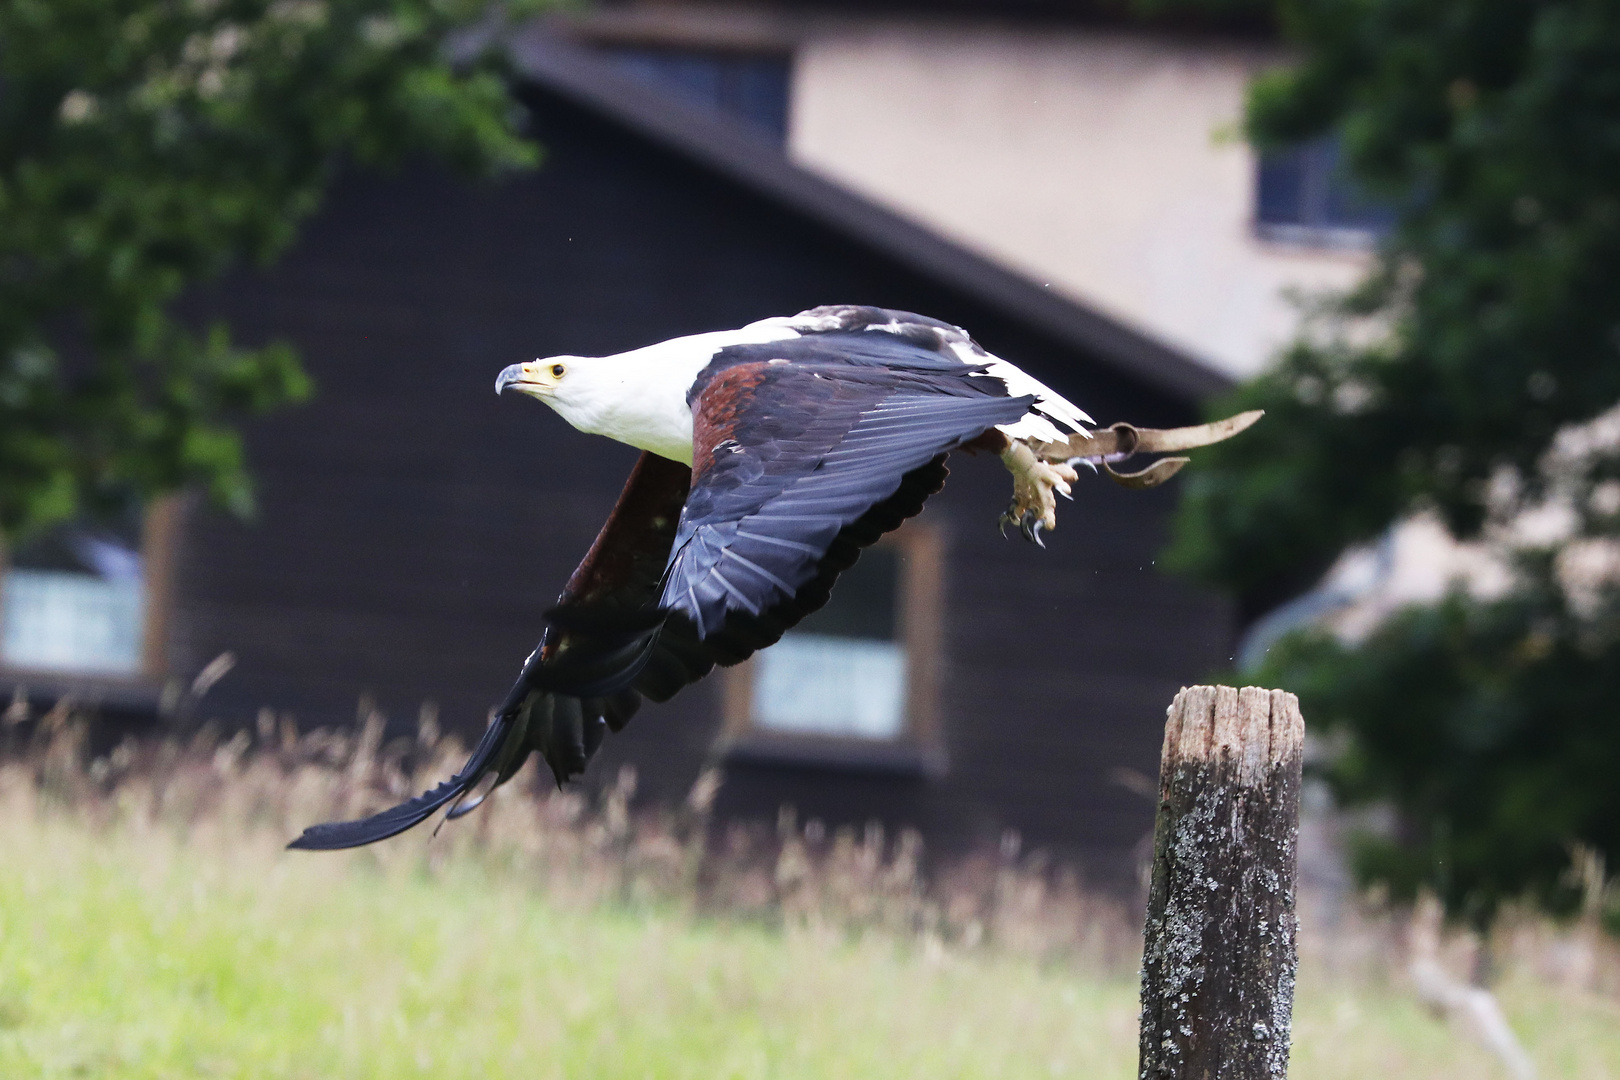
[1138,685,1304,1080]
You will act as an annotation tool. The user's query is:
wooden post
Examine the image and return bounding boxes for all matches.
[1138,685,1305,1080]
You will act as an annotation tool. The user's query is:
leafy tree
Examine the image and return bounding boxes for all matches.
[1167,0,1620,926]
[0,0,538,539]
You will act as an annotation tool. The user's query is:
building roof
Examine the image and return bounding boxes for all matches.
[505,29,1232,403]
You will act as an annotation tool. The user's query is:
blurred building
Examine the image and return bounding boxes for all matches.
[0,5,1385,884]
[566,0,1385,378]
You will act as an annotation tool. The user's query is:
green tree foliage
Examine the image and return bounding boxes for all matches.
[1263,580,1620,927]
[0,0,538,538]
[1168,0,1620,923]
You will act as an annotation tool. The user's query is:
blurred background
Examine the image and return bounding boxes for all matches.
[1,0,1617,1076]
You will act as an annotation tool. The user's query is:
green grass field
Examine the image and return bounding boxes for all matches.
[2,802,1617,1080]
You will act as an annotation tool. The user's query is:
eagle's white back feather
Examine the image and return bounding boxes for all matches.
[540,308,1091,463]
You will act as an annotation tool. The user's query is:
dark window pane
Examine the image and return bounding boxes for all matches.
[612,51,725,104]
[1256,135,1394,238]
[1256,145,1307,225]
[724,57,792,142]
[8,508,143,578]
[793,547,899,641]
[600,47,791,145]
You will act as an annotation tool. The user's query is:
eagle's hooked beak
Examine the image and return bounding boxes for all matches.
[496,359,565,397]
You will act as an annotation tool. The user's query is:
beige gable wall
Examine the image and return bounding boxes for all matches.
[788,25,1369,379]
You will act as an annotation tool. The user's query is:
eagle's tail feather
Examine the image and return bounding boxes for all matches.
[286,705,525,850]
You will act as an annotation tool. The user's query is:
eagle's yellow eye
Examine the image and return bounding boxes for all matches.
[551,364,565,379]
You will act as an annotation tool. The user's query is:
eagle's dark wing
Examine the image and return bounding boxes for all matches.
[663,335,1034,642]
[287,452,692,850]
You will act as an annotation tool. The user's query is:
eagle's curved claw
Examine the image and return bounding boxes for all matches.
[1021,511,1046,548]
[999,440,1077,543]
[998,501,1019,538]
[997,503,1050,547]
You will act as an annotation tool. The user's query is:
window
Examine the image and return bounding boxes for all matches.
[1256,136,1394,249]
[598,46,791,145]
[0,499,176,678]
[720,526,945,771]
[752,547,907,739]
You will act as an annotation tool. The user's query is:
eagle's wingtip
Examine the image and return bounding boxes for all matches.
[286,829,338,852]
[285,822,375,851]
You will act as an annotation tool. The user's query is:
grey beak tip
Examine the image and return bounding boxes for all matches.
[495,363,522,395]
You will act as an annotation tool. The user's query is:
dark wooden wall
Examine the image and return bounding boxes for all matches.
[177,78,1233,885]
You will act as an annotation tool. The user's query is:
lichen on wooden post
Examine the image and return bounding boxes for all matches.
[1138,685,1305,1080]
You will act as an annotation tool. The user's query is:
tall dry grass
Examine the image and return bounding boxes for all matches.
[0,695,1139,969]
[2,692,1618,1079]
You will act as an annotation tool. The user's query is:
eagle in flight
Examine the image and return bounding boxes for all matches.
[290,305,1256,850]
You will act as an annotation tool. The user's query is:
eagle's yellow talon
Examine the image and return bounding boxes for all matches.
[999,441,1076,540]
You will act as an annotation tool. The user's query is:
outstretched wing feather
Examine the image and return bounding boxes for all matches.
[286,706,524,849]
[661,350,1034,635]
[287,454,691,850]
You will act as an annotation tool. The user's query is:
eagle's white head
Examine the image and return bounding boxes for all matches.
[495,354,699,465]
[496,355,576,404]
[495,354,624,435]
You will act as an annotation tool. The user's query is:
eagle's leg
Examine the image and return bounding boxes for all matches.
[998,439,1078,546]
